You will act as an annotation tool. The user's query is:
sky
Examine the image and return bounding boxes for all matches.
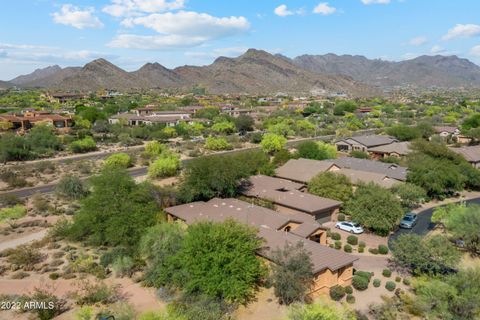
[1,0,480,80]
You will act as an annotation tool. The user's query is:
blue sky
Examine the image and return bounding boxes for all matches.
[1,0,480,80]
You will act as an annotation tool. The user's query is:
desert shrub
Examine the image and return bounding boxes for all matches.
[104,153,132,168]
[112,256,135,277]
[168,293,235,320]
[97,302,136,320]
[74,306,94,320]
[337,213,345,221]
[55,175,88,200]
[100,247,130,268]
[204,136,232,151]
[148,154,180,178]
[358,241,366,248]
[352,275,369,291]
[345,286,353,294]
[382,269,392,277]
[395,276,401,282]
[0,204,26,223]
[70,136,96,153]
[11,271,30,279]
[7,245,44,271]
[329,285,346,301]
[335,241,342,250]
[331,232,341,241]
[48,218,72,240]
[378,244,389,255]
[49,273,60,280]
[351,150,369,159]
[369,248,379,255]
[74,280,122,306]
[50,259,64,267]
[346,294,355,304]
[385,281,396,292]
[20,286,68,320]
[347,235,358,245]
[358,247,364,253]
[344,244,352,253]
[31,193,50,212]
[373,279,381,287]
[354,271,372,281]
[68,253,106,279]
[403,278,411,286]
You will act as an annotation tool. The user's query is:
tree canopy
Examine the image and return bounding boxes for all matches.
[345,183,404,236]
[308,172,353,203]
[68,167,159,248]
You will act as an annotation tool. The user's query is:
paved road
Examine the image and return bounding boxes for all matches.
[0,129,380,199]
[388,197,480,248]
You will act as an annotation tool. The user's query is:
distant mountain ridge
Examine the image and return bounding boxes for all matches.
[8,49,480,95]
[293,54,480,88]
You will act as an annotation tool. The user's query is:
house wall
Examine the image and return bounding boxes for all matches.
[309,264,354,298]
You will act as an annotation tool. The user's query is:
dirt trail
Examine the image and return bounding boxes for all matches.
[0,229,48,251]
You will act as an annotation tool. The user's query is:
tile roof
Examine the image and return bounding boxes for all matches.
[339,135,397,147]
[450,145,480,163]
[275,158,337,183]
[333,157,407,181]
[335,168,401,189]
[241,175,342,214]
[368,141,411,156]
[165,198,357,273]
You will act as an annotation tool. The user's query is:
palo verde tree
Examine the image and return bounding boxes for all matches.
[308,172,353,203]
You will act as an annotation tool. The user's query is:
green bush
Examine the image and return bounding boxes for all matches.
[55,175,88,200]
[204,136,232,151]
[331,232,341,241]
[346,294,355,304]
[104,153,132,168]
[347,235,358,245]
[378,244,389,255]
[148,155,180,178]
[358,241,366,248]
[0,205,26,223]
[70,136,96,153]
[403,278,411,286]
[369,248,379,255]
[344,286,353,294]
[344,244,352,253]
[352,275,369,291]
[112,256,135,277]
[354,271,372,281]
[337,213,345,221]
[329,285,346,301]
[49,273,60,280]
[335,241,342,250]
[358,246,364,253]
[99,247,130,268]
[385,281,396,292]
[382,269,392,277]
[395,276,401,282]
[373,278,381,287]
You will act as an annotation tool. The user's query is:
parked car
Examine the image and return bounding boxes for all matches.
[335,221,364,234]
[399,213,417,229]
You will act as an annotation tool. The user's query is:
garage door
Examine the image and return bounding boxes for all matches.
[315,212,331,224]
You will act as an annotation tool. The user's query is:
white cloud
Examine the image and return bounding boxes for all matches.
[52,4,103,29]
[430,45,445,54]
[313,3,336,15]
[121,11,249,38]
[274,5,294,17]
[103,0,185,17]
[408,36,427,46]
[443,24,480,41]
[470,45,480,57]
[361,0,391,4]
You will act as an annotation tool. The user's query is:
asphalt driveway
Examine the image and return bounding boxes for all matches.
[388,197,480,248]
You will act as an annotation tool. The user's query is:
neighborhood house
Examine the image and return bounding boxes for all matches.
[165,198,358,297]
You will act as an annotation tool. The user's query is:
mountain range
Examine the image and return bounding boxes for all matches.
[4,49,480,96]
